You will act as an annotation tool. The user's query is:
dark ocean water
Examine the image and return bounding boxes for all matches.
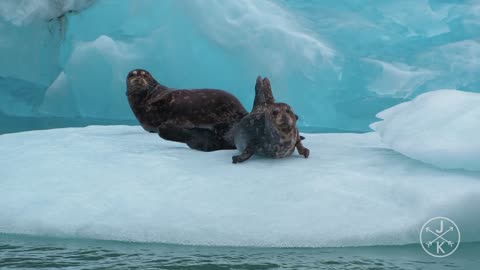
[1,234,479,270]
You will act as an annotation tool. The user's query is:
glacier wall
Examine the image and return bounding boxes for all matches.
[1,0,480,131]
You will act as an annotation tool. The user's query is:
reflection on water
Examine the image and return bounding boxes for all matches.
[1,234,479,270]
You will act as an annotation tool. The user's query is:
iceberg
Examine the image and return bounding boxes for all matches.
[0,0,95,25]
[0,0,94,118]
[371,90,480,171]
[0,125,479,247]
[2,0,480,132]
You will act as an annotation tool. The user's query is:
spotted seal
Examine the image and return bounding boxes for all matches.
[126,69,248,151]
[232,76,310,163]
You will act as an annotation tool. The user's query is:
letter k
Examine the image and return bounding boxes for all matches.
[436,241,445,254]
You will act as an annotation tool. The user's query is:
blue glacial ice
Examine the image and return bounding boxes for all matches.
[0,125,479,247]
[372,90,480,172]
[2,0,480,131]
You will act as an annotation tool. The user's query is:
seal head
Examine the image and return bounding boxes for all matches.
[126,69,168,133]
[126,69,158,95]
[268,103,298,134]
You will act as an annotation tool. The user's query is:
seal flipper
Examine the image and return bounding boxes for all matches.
[252,76,275,112]
[295,140,310,158]
[261,77,275,105]
[145,88,172,112]
[185,128,234,152]
[158,121,235,151]
[295,130,309,158]
[232,144,255,164]
[158,125,190,143]
[253,76,267,111]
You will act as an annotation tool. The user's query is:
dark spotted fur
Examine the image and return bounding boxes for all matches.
[232,76,310,163]
[126,69,247,151]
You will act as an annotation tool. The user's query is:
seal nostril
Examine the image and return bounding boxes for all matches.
[129,78,142,85]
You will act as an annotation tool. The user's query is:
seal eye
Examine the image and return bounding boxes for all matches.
[128,70,138,78]
[272,109,280,116]
[286,109,291,114]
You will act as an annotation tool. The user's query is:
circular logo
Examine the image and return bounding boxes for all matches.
[420,217,460,258]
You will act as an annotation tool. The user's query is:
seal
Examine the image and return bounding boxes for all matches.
[232,76,310,163]
[126,69,248,151]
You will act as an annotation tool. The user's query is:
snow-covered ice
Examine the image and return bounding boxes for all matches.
[0,125,479,247]
[372,90,480,171]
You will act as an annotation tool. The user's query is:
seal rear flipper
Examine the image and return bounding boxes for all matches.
[253,76,275,112]
[232,144,255,164]
[185,128,234,152]
[158,126,190,143]
[212,123,238,149]
[253,76,267,110]
[261,77,275,105]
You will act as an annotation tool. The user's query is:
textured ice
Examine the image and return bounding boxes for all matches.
[2,0,480,131]
[0,0,94,25]
[0,125,479,247]
[371,90,480,172]
[0,0,94,118]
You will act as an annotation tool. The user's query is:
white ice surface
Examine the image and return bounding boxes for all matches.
[0,125,479,247]
[371,90,480,172]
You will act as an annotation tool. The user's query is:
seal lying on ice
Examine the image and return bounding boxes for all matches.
[232,76,310,163]
[126,69,247,151]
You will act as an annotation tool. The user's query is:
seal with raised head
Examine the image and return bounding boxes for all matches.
[232,76,310,163]
[126,69,248,151]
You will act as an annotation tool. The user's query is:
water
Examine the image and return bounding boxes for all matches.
[1,234,479,270]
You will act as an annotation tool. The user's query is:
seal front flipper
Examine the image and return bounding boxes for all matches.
[295,140,310,158]
[145,86,171,112]
[232,144,255,164]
